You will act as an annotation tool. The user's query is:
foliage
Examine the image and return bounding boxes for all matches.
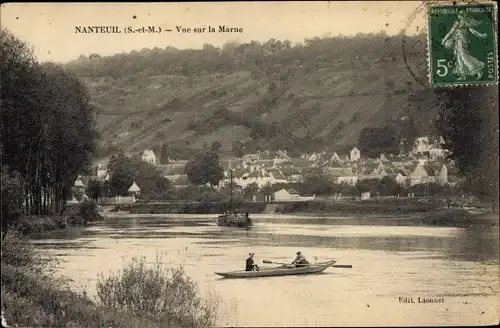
[1,29,98,216]
[160,143,169,164]
[0,230,55,275]
[375,176,403,197]
[65,32,441,156]
[243,183,260,198]
[96,255,218,328]
[86,179,105,200]
[1,233,217,328]
[107,151,173,199]
[300,175,335,196]
[185,151,224,187]
[399,116,420,154]
[210,140,222,152]
[358,125,400,158]
[78,199,100,222]
[436,86,499,211]
[1,166,24,230]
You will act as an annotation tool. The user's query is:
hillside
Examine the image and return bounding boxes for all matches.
[64,32,441,160]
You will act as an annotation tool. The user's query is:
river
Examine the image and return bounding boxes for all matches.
[31,214,499,327]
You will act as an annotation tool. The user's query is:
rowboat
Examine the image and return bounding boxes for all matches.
[216,213,252,227]
[215,260,337,279]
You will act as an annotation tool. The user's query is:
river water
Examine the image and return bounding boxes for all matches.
[31,214,499,327]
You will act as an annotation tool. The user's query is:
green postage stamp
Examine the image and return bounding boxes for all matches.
[427,2,498,87]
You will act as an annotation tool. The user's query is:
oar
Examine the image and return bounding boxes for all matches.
[263,260,293,266]
[263,260,352,268]
[331,264,353,268]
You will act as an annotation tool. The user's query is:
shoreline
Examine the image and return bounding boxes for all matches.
[102,210,498,229]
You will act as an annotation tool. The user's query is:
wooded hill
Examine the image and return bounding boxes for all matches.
[64,32,441,160]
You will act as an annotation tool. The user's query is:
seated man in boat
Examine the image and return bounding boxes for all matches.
[245,253,259,271]
[291,251,309,268]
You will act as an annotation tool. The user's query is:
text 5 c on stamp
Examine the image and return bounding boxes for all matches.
[427,2,498,87]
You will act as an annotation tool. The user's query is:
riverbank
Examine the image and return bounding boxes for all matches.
[0,230,218,328]
[107,199,497,228]
[9,201,104,235]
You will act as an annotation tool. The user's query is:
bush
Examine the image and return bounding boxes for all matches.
[0,230,55,275]
[78,199,101,222]
[96,255,218,328]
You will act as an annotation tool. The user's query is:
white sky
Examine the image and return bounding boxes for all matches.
[1,1,426,63]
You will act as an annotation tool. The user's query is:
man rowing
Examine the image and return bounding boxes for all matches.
[291,251,309,268]
[245,253,259,271]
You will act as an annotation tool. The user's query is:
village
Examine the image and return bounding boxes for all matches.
[77,135,464,205]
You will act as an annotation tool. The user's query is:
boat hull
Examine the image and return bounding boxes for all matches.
[215,260,337,278]
[216,214,252,227]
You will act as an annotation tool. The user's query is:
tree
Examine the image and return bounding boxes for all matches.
[399,116,420,154]
[160,143,169,164]
[376,176,403,197]
[300,175,334,196]
[1,166,24,230]
[184,151,224,187]
[436,86,499,212]
[244,182,260,198]
[132,161,173,200]
[1,29,98,216]
[108,152,135,196]
[210,140,222,152]
[358,125,399,158]
[86,179,105,201]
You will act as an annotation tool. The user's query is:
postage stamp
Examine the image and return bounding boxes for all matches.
[427,1,498,87]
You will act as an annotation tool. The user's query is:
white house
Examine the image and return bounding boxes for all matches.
[128,181,141,196]
[350,147,361,161]
[324,166,358,185]
[273,188,315,202]
[141,149,157,165]
[96,164,108,180]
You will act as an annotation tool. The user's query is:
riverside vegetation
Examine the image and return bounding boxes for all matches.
[1,28,219,327]
[1,230,219,328]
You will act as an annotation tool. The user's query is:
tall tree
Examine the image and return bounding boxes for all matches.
[358,125,399,158]
[1,29,98,216]
[185,151,224,187]
[436,86,499,212]
[160,143,169,164]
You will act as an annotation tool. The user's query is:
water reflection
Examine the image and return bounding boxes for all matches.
[32,216,499,263]
[31,214,499,327]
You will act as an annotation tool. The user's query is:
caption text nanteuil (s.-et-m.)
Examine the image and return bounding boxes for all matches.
[74,25,244,34]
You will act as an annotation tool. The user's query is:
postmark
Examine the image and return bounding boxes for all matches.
[427,1,498,87]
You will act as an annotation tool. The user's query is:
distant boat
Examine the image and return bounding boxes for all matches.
[216,170,252,228]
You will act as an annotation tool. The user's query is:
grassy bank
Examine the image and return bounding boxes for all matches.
[9,200,104,235]
[0,230,218,328]
[117,198,444,215]
[109,199,497,228]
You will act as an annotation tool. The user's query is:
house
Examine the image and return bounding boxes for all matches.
[406,163,429,186]
[73,176,85,189]
[359,162,386,180]
[350,147,361,161]
[141,149,157,165]
[424,164,448,185]
[360,191,371,200]
[273,188,315,202]
[270,172,288,184]
[158,162,188,187]
[128,181,141,196]
[324,165,358,185]
[242,153,260,162]
[96,164,108,180]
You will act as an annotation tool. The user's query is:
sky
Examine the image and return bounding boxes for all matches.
[1,1,426,63]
